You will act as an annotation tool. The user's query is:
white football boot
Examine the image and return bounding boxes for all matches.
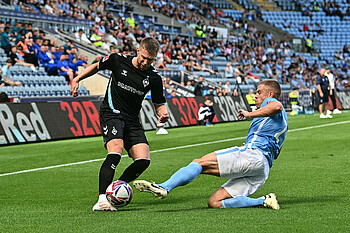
[133,180,168,199]
[333,109,342,114]
[263,193,280,210]
[92,200,118,211]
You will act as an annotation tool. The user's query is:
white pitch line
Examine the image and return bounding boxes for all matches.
[1,120,349,177]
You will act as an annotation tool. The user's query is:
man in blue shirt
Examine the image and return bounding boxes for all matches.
[317,68,332,118]
[134,80,288,210]
[1,27,13,55]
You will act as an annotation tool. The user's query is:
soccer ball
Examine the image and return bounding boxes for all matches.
[106,180,133,208]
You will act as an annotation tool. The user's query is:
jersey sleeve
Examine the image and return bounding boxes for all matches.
[261,98,278,108]
[98,53,118,71]
[151,76,166,105]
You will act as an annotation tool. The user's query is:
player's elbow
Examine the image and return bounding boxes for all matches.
[273,102,283,113]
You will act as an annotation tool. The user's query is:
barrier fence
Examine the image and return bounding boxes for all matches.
[0,95,248,145]
[1,92,349,146]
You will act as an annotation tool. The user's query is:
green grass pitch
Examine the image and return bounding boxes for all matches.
[1,112,350,232]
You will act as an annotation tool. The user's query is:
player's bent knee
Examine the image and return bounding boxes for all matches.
[207,197,222,208]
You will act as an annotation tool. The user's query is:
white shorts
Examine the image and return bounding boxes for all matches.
[215,146,269,198]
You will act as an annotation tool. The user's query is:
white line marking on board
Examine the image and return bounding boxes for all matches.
[1,120,349,177]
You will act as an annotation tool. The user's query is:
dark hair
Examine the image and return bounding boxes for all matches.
[259,79,281,99]
[0,92,10,103]
[140,37,160,55]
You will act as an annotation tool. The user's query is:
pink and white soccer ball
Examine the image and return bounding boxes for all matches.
[106,180,133,208]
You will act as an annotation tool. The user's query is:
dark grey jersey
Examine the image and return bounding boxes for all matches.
[98,53,166,119]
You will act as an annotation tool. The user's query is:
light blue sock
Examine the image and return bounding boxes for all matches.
[159,162,202,191]
[221,196,265,208]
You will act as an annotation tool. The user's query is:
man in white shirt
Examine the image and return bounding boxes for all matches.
[325,67,341,114]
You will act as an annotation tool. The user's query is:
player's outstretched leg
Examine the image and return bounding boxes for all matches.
[134,162,203,199]
[221,193,280,210]
[93,153,121,211]
[263,193,280,210]
[133,180,169,199]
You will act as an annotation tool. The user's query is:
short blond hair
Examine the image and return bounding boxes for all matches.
[259,80,281,99]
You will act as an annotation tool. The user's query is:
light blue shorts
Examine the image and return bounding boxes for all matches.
[215,146,269,197]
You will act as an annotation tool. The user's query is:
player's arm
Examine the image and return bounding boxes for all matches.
[329,83,332,95]
[71,62,99,97]
[154,104,169,123]
[238,101,283,121]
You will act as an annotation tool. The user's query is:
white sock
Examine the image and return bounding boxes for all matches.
[98,194,107,202]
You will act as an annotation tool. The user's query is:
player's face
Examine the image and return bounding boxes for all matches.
[135,47,157,70]
[254,84,272,108]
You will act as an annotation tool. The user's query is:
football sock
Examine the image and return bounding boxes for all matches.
[118,158,150,183]
[221,196,265,208]
[98,153,121,194]
[98,194,107,202]
[159,162,202,191]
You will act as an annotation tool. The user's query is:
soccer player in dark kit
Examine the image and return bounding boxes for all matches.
[71,37,169,211]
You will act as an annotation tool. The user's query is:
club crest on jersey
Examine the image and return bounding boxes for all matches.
[112,127,118,135]
[143,77,149,87]
[121,70,128,76]
[102,55,110,62]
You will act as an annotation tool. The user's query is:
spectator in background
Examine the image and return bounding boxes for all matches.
[74,29,92,44]
[206,87,215,97]
[17,36,39,67]
[1,27,14,55]
[126,13,136,28]
[317,68,332,118]
[157,59,168,69]
[0,92,10,103]
[201,58,216,74]
[167,90,177,98]
[164,77,175,90]
[0,59,21,87]
[38,45,58,74]
[223,81,231,91]
[197,99,215,126]
[90,27,103,47]
[57,53,74,82]
[246,89,256,111]
[325,67,341,114]
[194,76,204,96]
[225,61,235,79]
[186,80,195,91]
[9,46,37,71]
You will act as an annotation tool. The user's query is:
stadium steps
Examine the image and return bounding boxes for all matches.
[122,0,192,36]
[248,17,298,44]
[256,0,277,11]
[227,0,245,11]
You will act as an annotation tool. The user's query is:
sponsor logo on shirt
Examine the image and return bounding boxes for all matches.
[121,70,128,76]
[117,81,145,96]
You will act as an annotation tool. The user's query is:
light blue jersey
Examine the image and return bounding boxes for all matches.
[245,98,288,167]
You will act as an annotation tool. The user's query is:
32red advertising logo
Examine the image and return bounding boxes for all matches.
[60,101,101,136]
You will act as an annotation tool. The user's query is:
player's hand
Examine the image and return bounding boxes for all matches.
[238,109,253,121]
[158,112,170,123]
[329,89,333,96]
[71,78,79,97]
[320,92,323,97]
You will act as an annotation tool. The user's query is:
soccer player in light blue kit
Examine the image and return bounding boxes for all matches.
[134,80,288,210]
